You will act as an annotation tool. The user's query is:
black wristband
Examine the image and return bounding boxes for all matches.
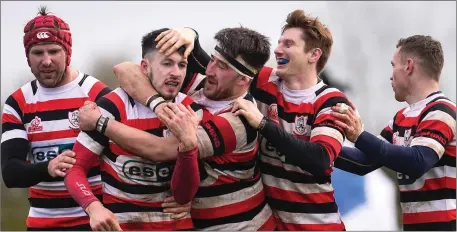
[258,116,268,131]
[146,94,162,108]
[100,117,109,135]
[95,115,102,131]
[146,94,167,113]
[152,100,167,113]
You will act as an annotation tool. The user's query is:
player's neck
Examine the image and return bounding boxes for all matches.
[55,67,78,87]
[405,77,439,105]
[215,86,249,102]
[283,69,319,91]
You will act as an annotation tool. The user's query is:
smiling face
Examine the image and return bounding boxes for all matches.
[29,43,67,87]
[142,51,188,100]
[274,28,312,79]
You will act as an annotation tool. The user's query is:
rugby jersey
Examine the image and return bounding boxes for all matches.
[1,72,109,230]
[189,89,276,230]
[379,91,456,230]
[73,88,202,230]
[250,67,348,230]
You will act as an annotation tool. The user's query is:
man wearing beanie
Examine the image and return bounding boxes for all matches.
[1,6,111,230]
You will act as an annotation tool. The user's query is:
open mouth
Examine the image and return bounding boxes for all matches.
[165,81,179,87]
[277,58,289,65]
[207,79,217,85]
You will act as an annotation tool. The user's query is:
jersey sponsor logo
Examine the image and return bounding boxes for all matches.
[268,104,279,124]
[68,110,80,129]
[28,116,43,132]
[30,144,74,163]
[122,160,173,183]
[31,145,59,162]
[203,122,221,147]
[416,129,447,145]
[294,115,309,136]
[36,32,50,39]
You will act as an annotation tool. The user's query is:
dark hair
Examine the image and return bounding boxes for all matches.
[214,27,270,73]
[141,28,185,58]
[282,9,333,74]
[396,35,444,81]
[38,5,51,16]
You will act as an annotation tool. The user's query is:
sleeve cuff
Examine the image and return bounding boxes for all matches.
[146,94,167,113]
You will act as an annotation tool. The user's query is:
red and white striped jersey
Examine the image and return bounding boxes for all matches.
[74,88,202,231]
[1,72,109,230]
[379,92,456,230]
[250,67,348,230]
[188,89,276,230]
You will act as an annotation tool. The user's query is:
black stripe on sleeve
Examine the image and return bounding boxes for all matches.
[94,87,112,102]
[5,95,23,122]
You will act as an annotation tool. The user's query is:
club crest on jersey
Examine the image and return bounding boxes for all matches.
[392,131,399,145]
[68,110,79,129]
[268,104,279,124]
[28,116,43,132]
[294,115,309,136]
[404,129,412,146]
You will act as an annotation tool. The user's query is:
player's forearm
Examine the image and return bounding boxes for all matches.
[65,142,100,210]
[171,147,200,205]
[259,119,331,176]
[104,119,179,162]
[2,159,51,188]
[334,147,382,176]
[355,131,439,178]
[1,139,52,188]
[187,28,210,75]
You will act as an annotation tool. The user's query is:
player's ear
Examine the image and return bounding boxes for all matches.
[237,75,251,86]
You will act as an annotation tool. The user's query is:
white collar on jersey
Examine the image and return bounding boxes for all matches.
[191,89,249,115]
[37,71,84,95]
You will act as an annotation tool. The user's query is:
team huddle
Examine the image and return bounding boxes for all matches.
[1,6,455,231]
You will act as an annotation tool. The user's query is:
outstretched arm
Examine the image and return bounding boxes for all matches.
[66,96,122,231]
[334,146,383,176]
[78,101,180,162]
[331,102,455,179]
[232,95,351,177]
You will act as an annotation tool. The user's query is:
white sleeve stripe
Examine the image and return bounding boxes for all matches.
[312,88,340,104]
[316,107,332,118]
[76,132,104,155]
[435,99,456,107]
[3,104,22,122]
[411,137,445,158]
[400,199,456,214]
[311,126,344,145]
[100,107,115,119]
[421,110,456,133]
[197,126,215,159]
[1,129,28,143]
